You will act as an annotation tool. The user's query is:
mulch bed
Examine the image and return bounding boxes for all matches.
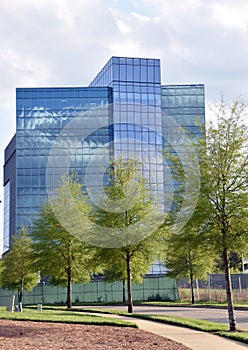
[0,319,191,349]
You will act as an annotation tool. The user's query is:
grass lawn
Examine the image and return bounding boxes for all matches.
[132,314,248,344]
[137,300,248,309]
[0,306,137,328]
[2,304,248,344]
[72,307,248,345]
[71,300,248,309]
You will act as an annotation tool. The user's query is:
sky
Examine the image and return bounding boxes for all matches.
[0,0,248,247]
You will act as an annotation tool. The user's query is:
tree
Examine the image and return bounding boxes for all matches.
[92,234,163,310]
[177,98,248,331]
[31,177,92,308]
[90,158,164,313]
[161,116,215,305]
[0,228,38,311]
[200,99,248,331]
[98,254,128,303]
[164,227,215,304]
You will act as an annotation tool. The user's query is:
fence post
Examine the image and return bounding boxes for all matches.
[6,295,15,312]
[196,279,200,302]
[208,275,211,302]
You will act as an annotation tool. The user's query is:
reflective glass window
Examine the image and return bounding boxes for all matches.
[16,86,112,232]
[134,66,140,81]
[120,65,126,80]
[148,66,154,82]
[113,64,120,80]
[154,66,160,83]
[141,65,147,81]
[3,182,10,252]
[127,65,133,81]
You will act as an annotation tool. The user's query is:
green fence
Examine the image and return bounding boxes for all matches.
[0,276,178,306]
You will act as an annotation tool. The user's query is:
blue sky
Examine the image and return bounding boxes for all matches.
[0,0,248,247]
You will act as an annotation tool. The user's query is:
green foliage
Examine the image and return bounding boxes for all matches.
[161,121,215,303]
[90,157,163,247]
[162,223,215,304]
[0,228,38,300]
[164,228,214,281]
[198,98,248,331]
[93,231,163,284]
[90,158,165,312]
[91,157,163,279]
[31,177,93,307]
[198,99,248,255]
[31,200,90,286]
[163,97,248,329]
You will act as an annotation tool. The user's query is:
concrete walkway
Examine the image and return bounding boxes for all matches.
[89,312,248,350]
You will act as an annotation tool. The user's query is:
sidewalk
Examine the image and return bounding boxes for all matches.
[91,313,248,350]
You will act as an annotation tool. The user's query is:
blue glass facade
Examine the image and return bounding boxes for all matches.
[3,135,16,252]
[161,85,205,138]
[3,56,205,254]
[161,85,205,203]
[14,87,112,246]
[3,181,10,251]
[90,57,164,206]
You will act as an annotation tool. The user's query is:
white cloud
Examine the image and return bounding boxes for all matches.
[169,42,191,60]
[109,40,141,56]
[212,3,248,31]
[131,11,151,22]
[116,20,132,34]
[0,0,248,236]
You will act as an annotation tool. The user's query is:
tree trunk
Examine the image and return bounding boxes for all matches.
[122,279,126,303]
[190,271,195,305]
[67,270,72,309]
[18,279,23,312]
[223,248,236,331]
[126,253,133,313]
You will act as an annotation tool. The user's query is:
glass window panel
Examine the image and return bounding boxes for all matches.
[120,92,126,103]
[17,119,24,129]
[120,65,126,80]
[141,94,148,104]
[197,95,204,105]
[141,65,147,81]
[119,57,126,64]
[17,89,24,98]
[134,93,141,104]
[113,64,119,80]
[148,66,154,82]
[134,66,140,81]
[127,92,134,103]
[127,65,133,81]
[141,85,147,93]
[154,66,161,83]
[133,58,140,65]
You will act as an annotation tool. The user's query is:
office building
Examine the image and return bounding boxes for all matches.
[3,56,205,254]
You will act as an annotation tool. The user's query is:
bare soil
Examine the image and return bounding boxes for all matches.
[0,319,191,349]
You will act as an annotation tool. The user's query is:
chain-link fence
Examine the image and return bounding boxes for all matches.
[0,275,178,306]
[178,273,248,302]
